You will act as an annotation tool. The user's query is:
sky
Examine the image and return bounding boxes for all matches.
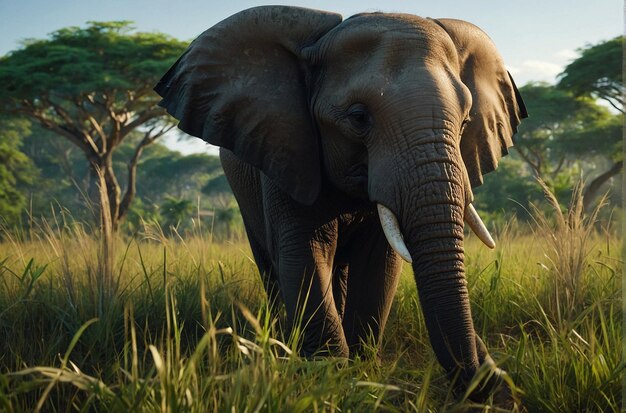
[0,0,622,154]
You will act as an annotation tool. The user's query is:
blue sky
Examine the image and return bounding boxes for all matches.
[0,0,621,154]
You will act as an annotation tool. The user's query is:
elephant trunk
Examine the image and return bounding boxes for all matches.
[378,202,494,263]
[403,174,481,379]
[405,197,482,382]
[370,131,498,396]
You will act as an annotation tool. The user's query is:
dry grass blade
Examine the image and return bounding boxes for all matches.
[531,178,608,321]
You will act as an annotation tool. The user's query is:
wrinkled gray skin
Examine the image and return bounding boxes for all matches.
[155,6,527,401]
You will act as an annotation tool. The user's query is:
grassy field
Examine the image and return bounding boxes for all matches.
[0,194,622,412]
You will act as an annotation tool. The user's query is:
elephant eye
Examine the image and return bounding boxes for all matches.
[460,117,471,133]
[346,103,372,133]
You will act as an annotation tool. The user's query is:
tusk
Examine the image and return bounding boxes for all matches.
[464,203,496,249]
[377,204,412,263]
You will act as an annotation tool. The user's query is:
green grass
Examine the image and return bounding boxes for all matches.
[0,197,622,411]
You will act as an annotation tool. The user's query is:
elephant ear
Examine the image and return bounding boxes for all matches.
[433,18,528,187]
[154,6,342,204]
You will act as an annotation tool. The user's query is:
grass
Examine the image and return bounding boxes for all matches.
[0,189,622,412]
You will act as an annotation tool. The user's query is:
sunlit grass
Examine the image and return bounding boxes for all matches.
[0,186,622,412]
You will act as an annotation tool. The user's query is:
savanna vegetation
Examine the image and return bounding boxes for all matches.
[0,22,622,412]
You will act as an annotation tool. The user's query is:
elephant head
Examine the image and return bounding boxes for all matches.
[155,6,526,391]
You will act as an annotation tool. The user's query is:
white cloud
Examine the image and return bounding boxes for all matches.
[162,132,219,156]
[555,49,579,61]
[509,50,581,85]
[505,65,521,75]
[521,60,563,77]
[511,60,564,83]
[522,60,563,76]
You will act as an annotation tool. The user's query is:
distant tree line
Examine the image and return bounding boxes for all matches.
[12,125,242,237]
[473,36,622,226]
[0,22,621,236]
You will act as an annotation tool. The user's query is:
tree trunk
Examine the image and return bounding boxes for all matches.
[102,154,121,232]
[88,154,122,232]
[118,136,150,224]
[583,160,623,211]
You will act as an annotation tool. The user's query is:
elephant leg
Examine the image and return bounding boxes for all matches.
[262,177,349,358]
[332,261,349,321]
[247,232,282,309]
[276,227,349,358]
[220,149,281,307]
[341,217,403,358]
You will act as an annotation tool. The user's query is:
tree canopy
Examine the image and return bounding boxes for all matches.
[555,36,624,208]
[515,83,591,177]
[0,118,37,223]
[514,83,617,175]
[0,21,187,230]
[557,36,623,113]
[512,82,622,209]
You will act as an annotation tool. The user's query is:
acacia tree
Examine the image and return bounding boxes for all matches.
[557,36,623,208]
[514,84,577,179]
[514,83,605,177]
[558,36,623,114]
[0,21,187,231]
[515,82,622,210]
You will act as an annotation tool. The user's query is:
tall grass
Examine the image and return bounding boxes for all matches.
[0,183,622,412]
[531,179,610,322]
[466,182,622,412]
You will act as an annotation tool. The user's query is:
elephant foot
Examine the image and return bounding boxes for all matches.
[490,385,522,412]
[452,360,521,411]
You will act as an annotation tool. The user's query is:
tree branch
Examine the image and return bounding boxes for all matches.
[551,156,566,177]
[515,146,542,177]
[117,126,167,222]
[123,88,157,112]
[21,108,94,156]
[594,89,624,113]
[119,108,167,139]
[71,96,109,146]
[44,98,102,155]
[583,160,623,210]
[86,114,108,144]
[604,97,624,114]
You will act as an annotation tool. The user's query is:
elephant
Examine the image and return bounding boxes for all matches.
[154,6,527,402]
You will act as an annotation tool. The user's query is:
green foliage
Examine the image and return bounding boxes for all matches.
[12,123,237,237]
[512,82,622,211]
[202,174,233,196]
[514,83,610,175]
[549,36,624,211]
[123,197,160,234]
[0,119,37,224]
[210,199,244,239]
[0,21,188,232]
[557,36,623,112]
[473,155,543,222]
[0,21,185,104]
[160,196,194,232]
[20,125,98,224]
[566,111,622,162]
[135,149,222,203]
